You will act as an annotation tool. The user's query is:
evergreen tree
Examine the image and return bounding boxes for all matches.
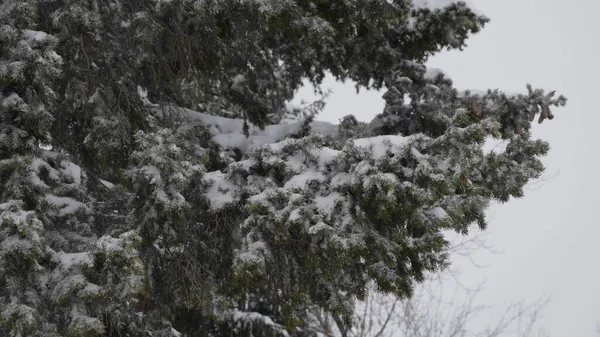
[0,2,61,335]
[0,1,567,336]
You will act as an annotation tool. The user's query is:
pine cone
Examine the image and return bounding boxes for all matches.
[471,99,483,118]
[538,105,549,124]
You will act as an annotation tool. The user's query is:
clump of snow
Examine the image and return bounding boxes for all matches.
[411,0,483,15]
[30,157,60,182]
[96,235,123,252]
[45,195,88,216]
[2,92,23,107]
[317,147,341,167]
[56,251,93,269]
[395,76,413,84]
[153,106,337,153]
[61,162,82,184]
[482,136,509,154]
[231,310,290,337]
[68,315,104,334]
[22,29,48,42]
[95,231,140,259]
[283,171,326,190]
[203,171,237,208]
[430,206,449,220]
[288,208,302,222]
[1,236,34,252]
[138,165,162,184]
[237,240,270,267]
[79,283,101,297]
[411,0,455,9]
[51,274,87,300]
[314,192,343,216]
[308,221,333,235]
[330,173,352,188]
[231,74,246,89]
[353,135,410,160]
[99,179,115,189]
[0,304,36,328]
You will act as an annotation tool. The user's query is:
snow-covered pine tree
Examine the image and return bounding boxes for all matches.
[0,2,61,335]
[0,2,107,336]
[0,0,567,336]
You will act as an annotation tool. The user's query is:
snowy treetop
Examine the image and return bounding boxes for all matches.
[0,0,565,336]
[137,103,551,324]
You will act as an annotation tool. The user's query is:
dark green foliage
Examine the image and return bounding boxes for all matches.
[0,1,567,336]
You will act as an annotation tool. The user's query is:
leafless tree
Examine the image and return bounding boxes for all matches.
[309,233,551,337]
[333,282,550,337]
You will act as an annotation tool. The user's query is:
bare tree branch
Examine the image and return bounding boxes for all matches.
[309,234,552,337]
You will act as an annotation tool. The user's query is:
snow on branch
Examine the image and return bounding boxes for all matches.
[411,0,484,15]
[230,310,291,337]
[152,105,338,153]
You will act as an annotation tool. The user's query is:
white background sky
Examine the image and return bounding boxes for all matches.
[295,0,600,335]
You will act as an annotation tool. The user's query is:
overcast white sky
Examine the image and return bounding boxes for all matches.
[296,0,600,335]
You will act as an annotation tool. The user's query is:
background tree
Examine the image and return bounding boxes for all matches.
[308,234,551,337]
